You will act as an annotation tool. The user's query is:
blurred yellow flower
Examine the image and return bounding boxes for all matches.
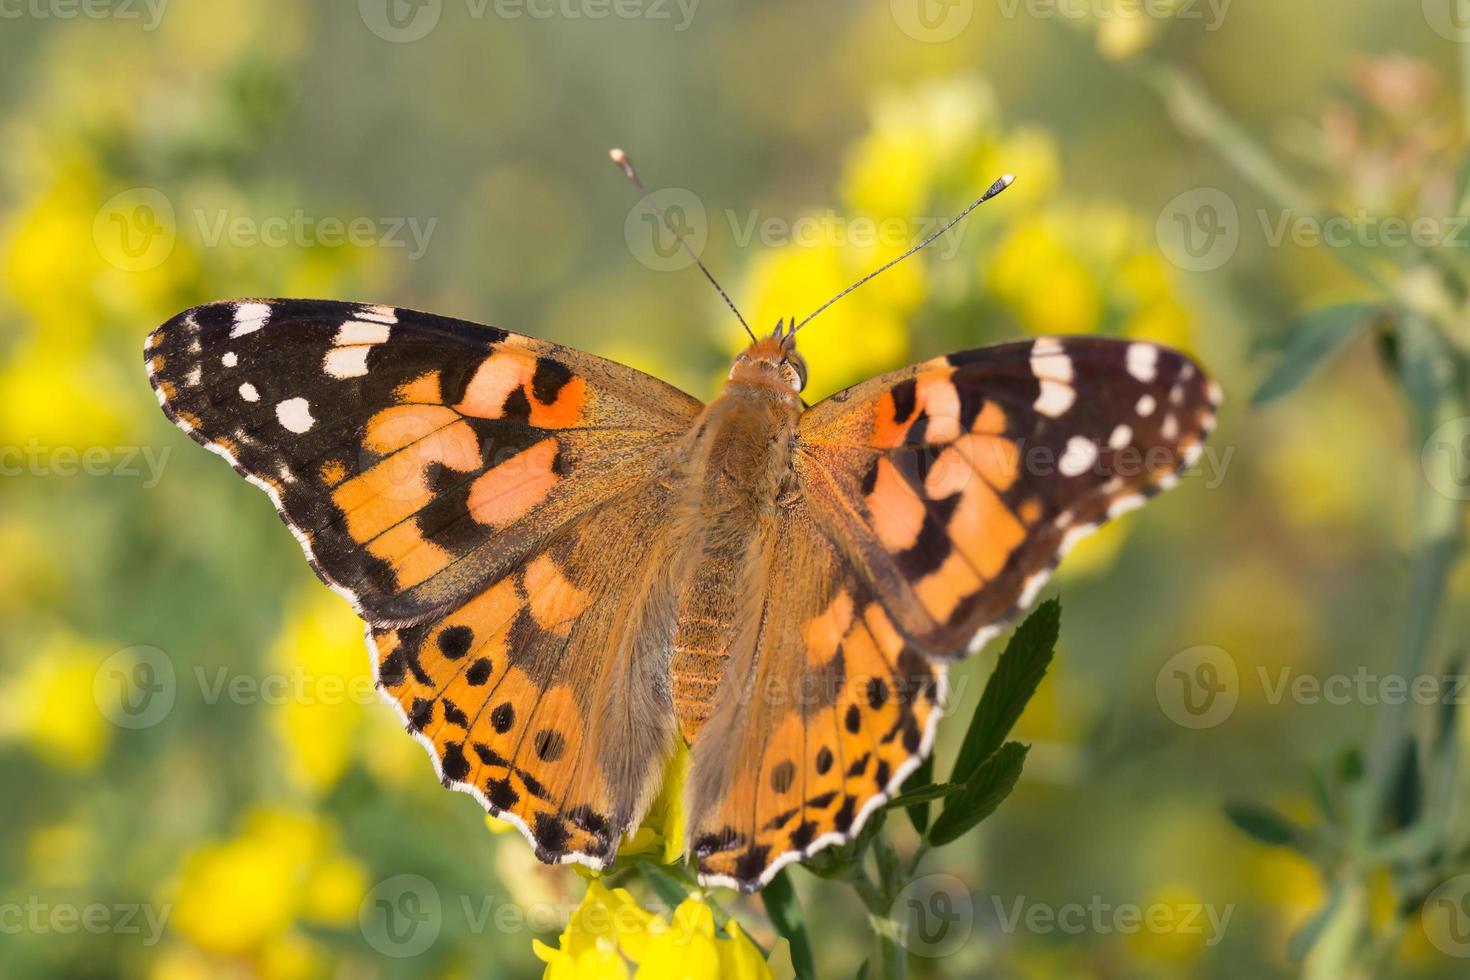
[1123,883,1210,963]
[0,631,113,770]
[169,808,367,959]
[268,587,419,794]
[743,242,910,399]
[534,883,771,980]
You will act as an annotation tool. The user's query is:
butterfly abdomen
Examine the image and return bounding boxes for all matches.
[669,377,800,741]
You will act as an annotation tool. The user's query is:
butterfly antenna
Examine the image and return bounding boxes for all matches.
[609,148,757,343]
[792,174,1016,334]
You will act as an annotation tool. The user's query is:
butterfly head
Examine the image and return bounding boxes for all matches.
[728,318,808,395]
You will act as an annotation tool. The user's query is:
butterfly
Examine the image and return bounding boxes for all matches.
[146,293,1218,890]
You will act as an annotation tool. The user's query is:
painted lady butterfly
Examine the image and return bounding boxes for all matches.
[145,187,1218,892]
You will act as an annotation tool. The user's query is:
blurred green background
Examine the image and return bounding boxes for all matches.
[4,1,1470,977]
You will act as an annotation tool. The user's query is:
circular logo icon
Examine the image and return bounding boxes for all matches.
[1424,875,1470,957]
[94,645,176,729]
[359,874,442,957]
[893,873,974,958]
[623,187,707,272]
[1156,645,1238,729]
[1422,417,1470,501]
[890,0,973,43]
[93,188,176,272]
[1424,0,1470,42]
[1156,188,1239,272]
[359,0,442,43]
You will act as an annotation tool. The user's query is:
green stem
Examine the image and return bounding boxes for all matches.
[846,861,908,979]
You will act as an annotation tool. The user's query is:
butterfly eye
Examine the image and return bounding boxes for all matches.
[781,355,807,393]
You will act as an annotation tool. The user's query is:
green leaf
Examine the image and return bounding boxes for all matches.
[886,780,961,811]
[928,741,1029,847]
[899,754,935,833]
[1252,303,1380,405]
[951,600,1059,785]
[1223,801,1305,848]
[763,870,816,980]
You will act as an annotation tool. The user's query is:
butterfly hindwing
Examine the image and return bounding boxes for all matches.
[370,480,687,868]
[687,501,944,890]
[146,299,702,625]
[798,337,1220,655]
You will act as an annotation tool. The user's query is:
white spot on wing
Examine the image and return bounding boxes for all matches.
[239,382,259,402]
[1126,343,1158,383]
[324,346,371,379]
[1108,424,1132,450]
[1059,436,1099,477]
[230,302,272,338]
[1136,394,1156,417]
[276,397,314,433]
[1034,379,1075,417]
[222,352,238,368]
[356,306,398,324]
[335,320,392,346]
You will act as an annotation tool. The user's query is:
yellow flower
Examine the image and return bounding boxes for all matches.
[169,808,367,957]
[743,243,910,400]
[268,587,419,793]
[534,880,658,977]
[1124,883,1210,964]
[535,884,772,980]
[0,632,114,770]
[619,738,690,865]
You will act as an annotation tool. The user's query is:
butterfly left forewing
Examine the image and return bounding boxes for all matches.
[146,299,702,625]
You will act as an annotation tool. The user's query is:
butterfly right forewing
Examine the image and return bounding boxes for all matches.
[797,336,1220,656]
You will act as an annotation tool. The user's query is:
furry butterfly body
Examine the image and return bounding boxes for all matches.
[146,299,1218,890]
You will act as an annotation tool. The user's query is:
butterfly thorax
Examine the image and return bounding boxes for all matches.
[666,340,804,741]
